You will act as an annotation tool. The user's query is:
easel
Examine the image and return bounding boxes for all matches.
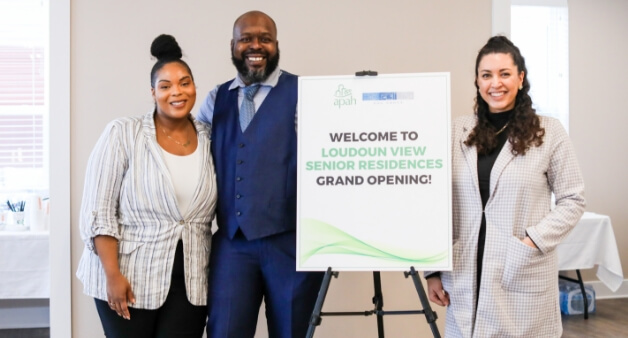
[306,267,441,338]
[305,70,442,337]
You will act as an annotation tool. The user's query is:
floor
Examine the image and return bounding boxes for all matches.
[0,298,626,337]
[561,298,628,338]
[0,328,48,338]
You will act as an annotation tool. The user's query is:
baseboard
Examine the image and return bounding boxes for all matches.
[588,279,628,299]
[0,299,49,329]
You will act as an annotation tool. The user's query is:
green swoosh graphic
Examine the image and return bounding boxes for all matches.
[300,218,448,266]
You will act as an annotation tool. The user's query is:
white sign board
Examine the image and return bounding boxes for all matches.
[297,73,452,271]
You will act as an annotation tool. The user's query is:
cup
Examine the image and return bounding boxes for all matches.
[29,210,46,232]
[26,195,46,232]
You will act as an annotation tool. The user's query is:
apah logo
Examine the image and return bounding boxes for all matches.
[334,84,356,109]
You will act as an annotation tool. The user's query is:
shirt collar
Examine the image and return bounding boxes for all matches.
[229,68,282,90]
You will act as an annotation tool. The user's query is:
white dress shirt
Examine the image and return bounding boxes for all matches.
[197,68,282,124]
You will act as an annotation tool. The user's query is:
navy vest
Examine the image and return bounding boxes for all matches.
[211,72,298,240]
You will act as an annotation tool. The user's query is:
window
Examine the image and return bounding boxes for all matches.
[0,0,69,334]
[510,0,569,131]
[0,0,49,199]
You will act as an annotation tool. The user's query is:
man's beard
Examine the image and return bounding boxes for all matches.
[231,49,280,84]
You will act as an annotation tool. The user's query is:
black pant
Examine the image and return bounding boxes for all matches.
[95,241,206,338]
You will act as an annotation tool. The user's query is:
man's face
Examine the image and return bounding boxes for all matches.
[231,13,280,85]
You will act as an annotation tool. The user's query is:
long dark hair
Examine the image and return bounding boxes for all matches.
[465,35,544,156]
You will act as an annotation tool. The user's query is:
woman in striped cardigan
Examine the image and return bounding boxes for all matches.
[76,34,217,338]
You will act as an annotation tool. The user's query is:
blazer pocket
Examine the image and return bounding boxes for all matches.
[501,236,553,293]
[118,240,145,255]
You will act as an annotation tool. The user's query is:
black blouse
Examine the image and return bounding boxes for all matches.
[476,109,513,302]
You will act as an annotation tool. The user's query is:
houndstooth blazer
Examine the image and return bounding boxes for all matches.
[440,114,585,337]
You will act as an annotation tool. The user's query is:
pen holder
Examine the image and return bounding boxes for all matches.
[12,211,26,227]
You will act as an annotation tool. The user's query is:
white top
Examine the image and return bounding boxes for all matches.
[161,146,200,216]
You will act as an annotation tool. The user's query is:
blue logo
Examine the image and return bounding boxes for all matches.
[363,92,414,101]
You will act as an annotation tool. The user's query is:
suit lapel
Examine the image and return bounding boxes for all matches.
[184,119,210,219]
[142,113,183,220]
[460,121,480,192]
[489,139,515,197]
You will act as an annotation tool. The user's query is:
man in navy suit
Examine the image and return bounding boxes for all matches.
[198,10,324,338]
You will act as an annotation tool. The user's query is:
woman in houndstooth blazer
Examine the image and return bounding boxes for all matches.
[426,36,585,337]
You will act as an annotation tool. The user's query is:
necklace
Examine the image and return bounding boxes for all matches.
[495,122,509,136]
[159,125,191,147]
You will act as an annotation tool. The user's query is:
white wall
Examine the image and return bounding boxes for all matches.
[568,0,628,291]
[489,0,628,299]
[66,1,628,337]
[49,0,71,336]
[69,1,492,337]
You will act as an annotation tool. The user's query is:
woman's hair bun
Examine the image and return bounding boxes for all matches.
[150,34,183,60]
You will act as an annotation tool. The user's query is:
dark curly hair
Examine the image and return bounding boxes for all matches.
[465,35,544,156]
[149,34,193,88]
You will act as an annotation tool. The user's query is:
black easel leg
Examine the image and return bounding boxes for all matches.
[306,267,338,338]
[372,271,385,338]
[405,267,441,338]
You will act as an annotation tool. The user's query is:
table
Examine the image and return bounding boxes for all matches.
[558,212,623,291]
[0,231,50,299]
[557,212,624,319]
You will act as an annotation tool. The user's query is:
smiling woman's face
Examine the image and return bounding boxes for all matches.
[476,52,524,113]
[151,62,196,120]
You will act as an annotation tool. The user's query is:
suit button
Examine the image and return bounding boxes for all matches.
[237,160,243,164]
[236,211,241,216]
[236,177,242,181]
[179,220,185,225]
[238,143,245,148]
[236,194,241,199]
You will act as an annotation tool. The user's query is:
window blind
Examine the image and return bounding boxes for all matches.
[0,0,48,193]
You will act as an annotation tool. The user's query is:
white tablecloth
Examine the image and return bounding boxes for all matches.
[0,231,49,298]
[557,212,624,292]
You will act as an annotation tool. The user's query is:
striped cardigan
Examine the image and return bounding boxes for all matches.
[76,111,217,309]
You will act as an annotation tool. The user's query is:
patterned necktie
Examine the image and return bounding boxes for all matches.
[239,84,260,132]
